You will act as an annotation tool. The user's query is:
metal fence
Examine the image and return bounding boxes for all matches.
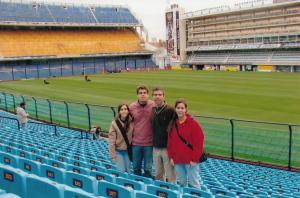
[0,92,299,170]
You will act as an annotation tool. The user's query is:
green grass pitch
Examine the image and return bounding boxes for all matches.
[0,70,299,124]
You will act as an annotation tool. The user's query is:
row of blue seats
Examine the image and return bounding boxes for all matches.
[0,2,139,24]
[0,130,109,163]
[0,145,212,198]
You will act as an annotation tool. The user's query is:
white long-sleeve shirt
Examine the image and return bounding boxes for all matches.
[16,107,28,124]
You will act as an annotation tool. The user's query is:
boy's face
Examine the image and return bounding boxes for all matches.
[138,89,149,102]
[153,90,165,106]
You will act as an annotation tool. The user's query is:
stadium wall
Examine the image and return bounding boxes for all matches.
[0,56,156,81]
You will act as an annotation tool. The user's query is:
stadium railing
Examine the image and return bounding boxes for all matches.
[0,92,299,171]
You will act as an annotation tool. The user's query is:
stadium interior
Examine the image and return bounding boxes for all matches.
[0,0,299,198]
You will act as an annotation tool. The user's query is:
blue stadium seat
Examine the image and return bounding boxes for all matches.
[18,158,40,175]
[0,166,26,197]
[66,165,90,175]
[154,180,180,191]
[182,194,202,198]
[69,159,87,168]
[86,164,107,173]
[4,146,17,155]
[31,154,48,164]
[16,150,31,159]
[41,151,55,159]
[116,177,145,191]
[147,184,179,198]
[48,159,67,169]
[26,175,64,198]
[64,171,97,195]
[0,152,19,168]
[98,180,134,198]
[87,159,101,167]
[135,191,159,198]
[0,193,21,198]
[215,194,235,198]
[64,189,102,198]
[40,164,65,183]
[183,187,213,198]
[90,171,115,183]
[128,174,153,185]
[106,169,129,178]
[210,188,236,197]
[0,190,5,195]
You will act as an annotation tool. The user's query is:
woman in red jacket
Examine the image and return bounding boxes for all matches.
[167,99,205,188]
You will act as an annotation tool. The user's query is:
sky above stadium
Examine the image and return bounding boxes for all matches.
[31,0,271,40]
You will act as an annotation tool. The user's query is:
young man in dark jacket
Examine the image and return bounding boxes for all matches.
[152,87,176,183]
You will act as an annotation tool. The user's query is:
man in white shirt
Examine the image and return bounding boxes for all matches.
[16,102,29,130]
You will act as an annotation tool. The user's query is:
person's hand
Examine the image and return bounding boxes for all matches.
[170,159,175,166]
[190,161,197,166]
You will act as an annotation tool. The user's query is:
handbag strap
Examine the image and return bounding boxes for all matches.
[115,119,130,148]
[175,123,193,150]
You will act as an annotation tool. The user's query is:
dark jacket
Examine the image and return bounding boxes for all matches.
[152,104,175,148]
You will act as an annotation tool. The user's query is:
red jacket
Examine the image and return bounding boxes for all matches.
[167,115,204,164]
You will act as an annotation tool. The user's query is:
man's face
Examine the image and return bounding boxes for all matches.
[153,90,165,107]
[138,89,148,103]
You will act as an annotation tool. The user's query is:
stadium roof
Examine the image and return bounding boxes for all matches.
[183,0,300,19]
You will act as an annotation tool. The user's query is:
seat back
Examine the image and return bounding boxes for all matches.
[26,175,63,198]
[0,152,19,168]
[147,185,179,198]
[40,164,65,183]
[154,180,180,191]
[65,171,97,195]
[0,166,26,197]
[128,174,153,185]
[183,187,213,198]
[98,180,133,198]
[116,177,144,191]
[18,158,40,175]
[66,165,89,175]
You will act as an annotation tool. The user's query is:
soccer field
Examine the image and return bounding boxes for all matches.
[0,70,299,124]
[0,70,299,167]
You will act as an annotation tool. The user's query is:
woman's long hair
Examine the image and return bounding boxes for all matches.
[169,99,188,133]
[116,103,133,131]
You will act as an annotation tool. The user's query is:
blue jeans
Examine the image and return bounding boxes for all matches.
[132,145,153,177]
[175,164,200,188]
[116,150,131,173]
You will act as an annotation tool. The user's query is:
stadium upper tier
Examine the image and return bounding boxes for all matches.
[184,1,300,45]
[0,1,140,26]
[187,50,300,65]
[0,29,147,58]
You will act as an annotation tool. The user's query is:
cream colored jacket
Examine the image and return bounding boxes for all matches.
[16,107,29,124]
[108,118,133,161]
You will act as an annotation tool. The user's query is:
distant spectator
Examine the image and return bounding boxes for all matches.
[130,85,154,177]
[85,75,91,82]
[43,79,50,85]
[167,99,205,188]
[90,125,102,140]
[16,102,29,130]
[108,104,133,173]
